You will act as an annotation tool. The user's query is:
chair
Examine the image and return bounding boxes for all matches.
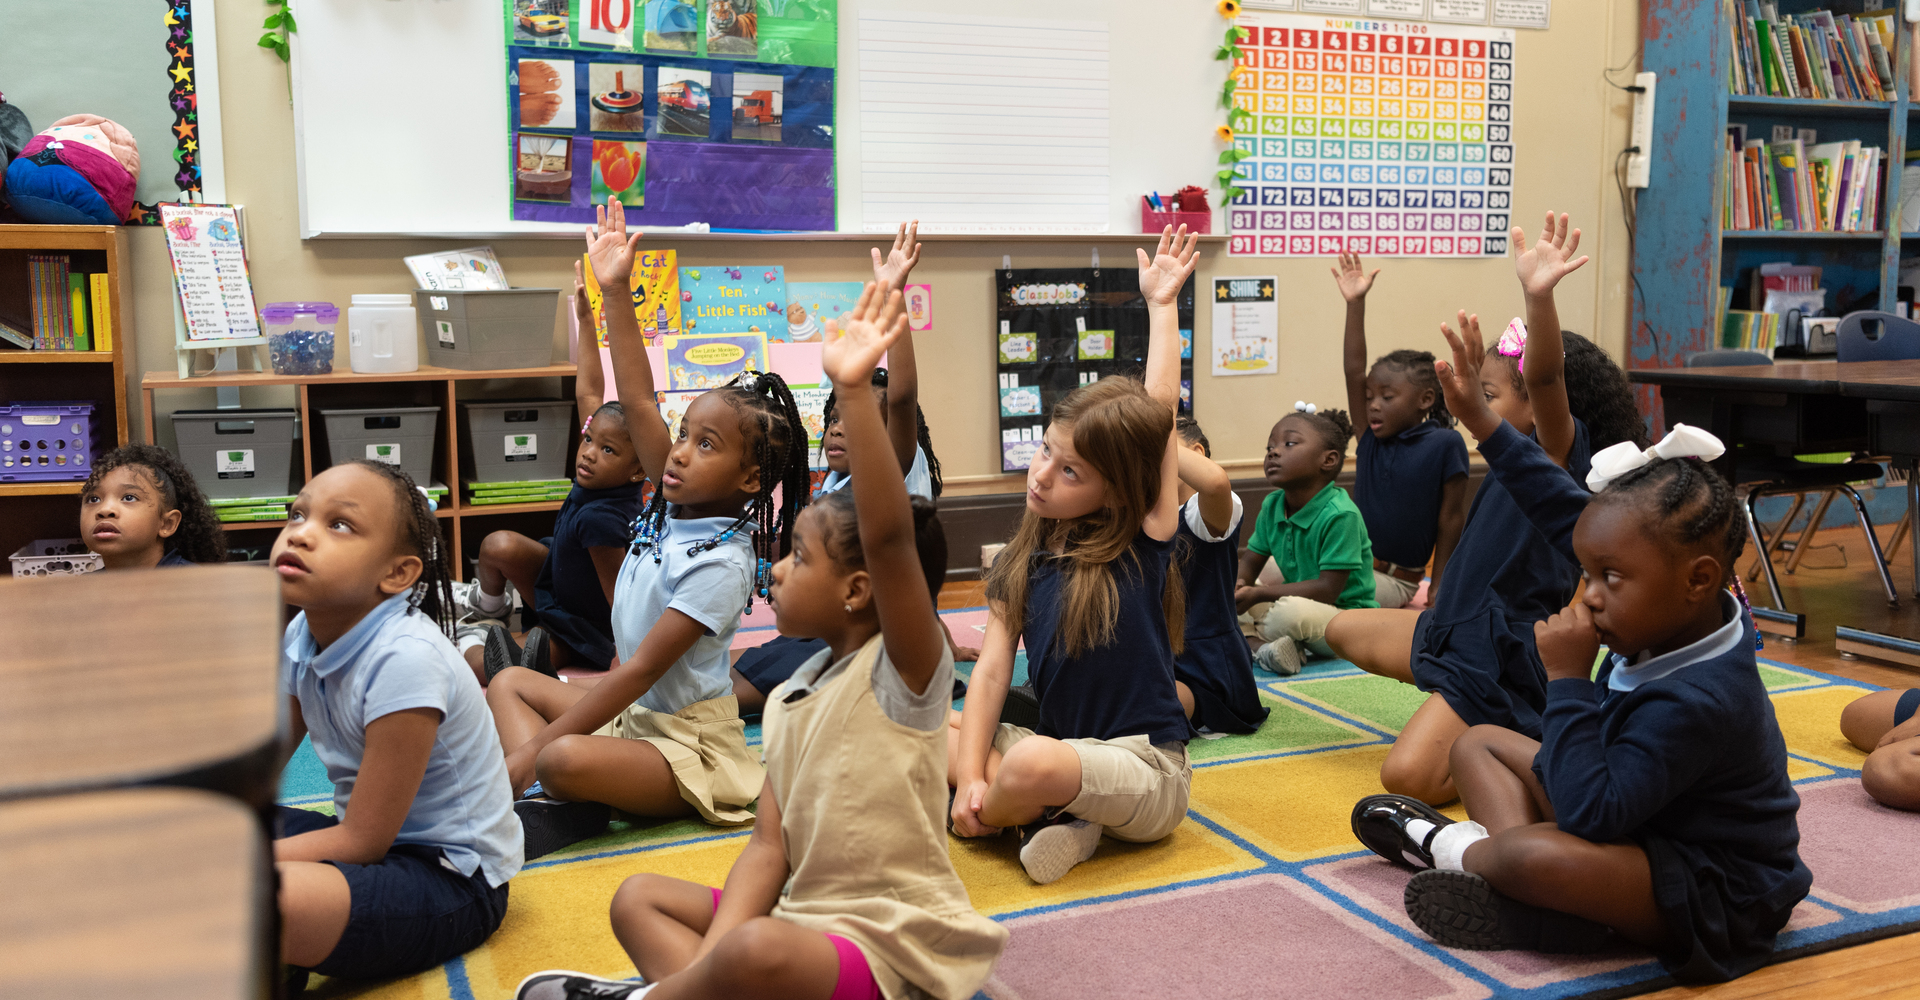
[1681,350,1900,609]
[1835,311,1920,362]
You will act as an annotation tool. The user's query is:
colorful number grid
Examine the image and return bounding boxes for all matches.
[1226,15,1516,258]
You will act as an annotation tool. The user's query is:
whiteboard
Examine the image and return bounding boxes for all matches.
[290,0,1219,238]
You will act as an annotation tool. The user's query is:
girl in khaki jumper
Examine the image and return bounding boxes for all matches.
[516,284,1005,1000]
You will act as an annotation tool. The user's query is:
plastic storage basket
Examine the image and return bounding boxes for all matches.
[459,399,575,483]
[417,289,560,371]
[169,409,299,500]
[10,538,104,576]
[0,401,97,483]
[319,406,440,486]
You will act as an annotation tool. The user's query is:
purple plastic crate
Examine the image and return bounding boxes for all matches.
[0,401,97,482]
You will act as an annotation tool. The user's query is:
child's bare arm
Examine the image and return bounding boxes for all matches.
[274,707,438,865]
[1138,225,1201,543]
[871,222,925,476]
[573,260,606,418]
[1429,474,1468,597]
[693,780,789,960]
[1512,211,1586,467]
[1176,445,1236,539]
[1332,253,1380,423]
[589,545,625,607]
[588,198,671,484]
[951,609,1014,838]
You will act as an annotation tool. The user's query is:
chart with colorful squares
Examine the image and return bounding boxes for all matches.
[1225,14,1517,258]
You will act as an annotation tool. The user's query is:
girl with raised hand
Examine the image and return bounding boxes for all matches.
[1354,322,1809,984]
[1326,211,1648,805]
[947,226,1199,886]
[486,198,809,859]
[514,284,1006,1000]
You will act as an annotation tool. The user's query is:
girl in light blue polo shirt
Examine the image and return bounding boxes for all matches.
[272,460,521,988]
[486,199,812,860]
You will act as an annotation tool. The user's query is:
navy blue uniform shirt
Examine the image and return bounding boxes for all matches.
[1353,420,1469,569]
[533,481,643,669]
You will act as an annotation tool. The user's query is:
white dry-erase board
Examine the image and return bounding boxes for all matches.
[288,0,1220,238]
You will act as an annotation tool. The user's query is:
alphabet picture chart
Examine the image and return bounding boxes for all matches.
[1225,13,1517,258]
[160,203,261,340]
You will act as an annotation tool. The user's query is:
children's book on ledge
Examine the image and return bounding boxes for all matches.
[1723,124,1881,233]
[1725,2,1901,100]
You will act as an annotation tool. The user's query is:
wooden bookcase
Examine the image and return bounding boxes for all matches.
[1630,3,1913,428]
[0,225,133,569]
[142,363,578,580]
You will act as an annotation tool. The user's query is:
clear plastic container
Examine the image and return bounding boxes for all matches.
[261,301,338,376]
[347,294,419,374]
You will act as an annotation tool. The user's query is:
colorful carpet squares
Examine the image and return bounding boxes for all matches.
[280,610,1920,999]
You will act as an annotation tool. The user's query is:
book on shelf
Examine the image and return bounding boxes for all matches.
[1720,309,1781,353]
[1725,131,1879,232]
[27,254,70,350]
[0,318,31,351]
[67,274,90,352]
[89,273,112,353]
[1726,1,1897,101]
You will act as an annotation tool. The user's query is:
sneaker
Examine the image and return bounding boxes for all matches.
[1018,809,1102,884]
[516,970,648,1000]
[521,627,557,678]
[515,796,611,860]
[1351,793,1452,869]
[1253,636,1303,676]
[999,684,1042,729]
[1404,869,1613,953]
[457,580,514,623]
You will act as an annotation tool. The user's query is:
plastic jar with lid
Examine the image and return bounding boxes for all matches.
[347,294,419,374]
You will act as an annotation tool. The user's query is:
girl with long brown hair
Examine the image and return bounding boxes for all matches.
[946,226,1200,885]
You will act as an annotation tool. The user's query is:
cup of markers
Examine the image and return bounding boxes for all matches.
[262,301,338,376]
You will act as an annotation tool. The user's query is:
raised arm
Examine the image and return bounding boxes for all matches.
[1137,225,1201,542]
[871,221,924,477]
[1512,211,1587,468]
[1332,252,1380,424]
[1176,444,1236,539]
[588,198,671,484]
[822,282,945,694]
[573,259,606,419]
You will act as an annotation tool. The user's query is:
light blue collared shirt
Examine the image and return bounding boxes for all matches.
[613,507,758,714]
[817,444,934,500]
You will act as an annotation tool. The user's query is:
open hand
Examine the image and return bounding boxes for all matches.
[584,197,643,287]
[871,220,922,291]
[1513,211,1589,299]
[1534,602,1601,682]
[1877,713,1920,750]
[1329,252,1379,303]
[1434,310,1500,439]
[950,779,1002,838]
[1137,225,1201,307]
[821,281,907,389]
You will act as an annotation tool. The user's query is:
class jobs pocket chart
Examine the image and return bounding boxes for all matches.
[1226,14,1517,258]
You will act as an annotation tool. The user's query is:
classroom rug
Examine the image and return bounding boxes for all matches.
[278,610,1920,1000]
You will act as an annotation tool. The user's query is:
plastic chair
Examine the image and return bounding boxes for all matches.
[1678,350,1899,608]
[1835,311,1920,362]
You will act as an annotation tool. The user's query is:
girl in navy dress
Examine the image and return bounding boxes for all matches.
[1172,416,1269,734]
[947,226,1199,886]
[1355,325,1810,983]
[80,445,225,569]
[1326,212,1649,805]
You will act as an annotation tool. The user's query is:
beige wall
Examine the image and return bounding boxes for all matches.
[126,0,1640,485]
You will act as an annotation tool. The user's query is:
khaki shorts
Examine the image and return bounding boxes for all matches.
[993,725,1191,842]
[592,695,763,825]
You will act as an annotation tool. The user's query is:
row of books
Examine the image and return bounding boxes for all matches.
[1712,287,1783,353]
[0,255,114,352]
[210,483,449,523]
[1723,131,1882,232]
[1726,2,1899,101]
[466,479,574,506]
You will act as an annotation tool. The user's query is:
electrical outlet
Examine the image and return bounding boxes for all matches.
[1627,71,1656,189]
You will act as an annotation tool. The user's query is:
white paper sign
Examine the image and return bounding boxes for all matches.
[1210,277,1279,377]
[1490,0,1549,28]
[160,204,261,342]
[1365,0,1429,15]
[1429,0,1490,23]
[366,444,401,465]
[216,448,256,479]
[504,434,538,462]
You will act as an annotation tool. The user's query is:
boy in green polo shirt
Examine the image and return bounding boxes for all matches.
[1234,403,1377,675]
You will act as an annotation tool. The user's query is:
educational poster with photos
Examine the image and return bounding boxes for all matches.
[1226,12,1518,257]
[994,269,1194,473]
[506,0,837,231]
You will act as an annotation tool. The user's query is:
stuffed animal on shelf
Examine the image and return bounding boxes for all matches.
[2,114,140,225]
[0,93,31,200]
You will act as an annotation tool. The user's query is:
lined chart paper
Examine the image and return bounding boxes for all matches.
[858,12,1110,234]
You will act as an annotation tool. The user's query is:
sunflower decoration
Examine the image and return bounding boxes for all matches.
[1211,4,1250,205]
[1215,124,1234,143]
[1216,0,1241,17]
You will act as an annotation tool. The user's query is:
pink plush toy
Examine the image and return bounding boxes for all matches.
[2,114,140,225]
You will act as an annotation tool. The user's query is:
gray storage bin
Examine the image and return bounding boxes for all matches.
[459,398,575,483]
[169,409,299,500]
[320,406,441,485]
[415,288,560,371]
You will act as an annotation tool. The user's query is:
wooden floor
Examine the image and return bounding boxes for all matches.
[938,523,1920,999]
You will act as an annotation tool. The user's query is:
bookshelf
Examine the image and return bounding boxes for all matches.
[0,226,133,566]
[1631,3,1911,428]
[141,363,579,580]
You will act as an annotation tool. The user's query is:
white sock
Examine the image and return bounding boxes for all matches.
[1404,818,1438,846]
[474,587,509,615]
[1430,820,1490,871]
[457,633,486,654]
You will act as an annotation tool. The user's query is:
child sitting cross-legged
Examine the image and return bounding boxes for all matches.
[1233,403,1379,676]
[272,460,521,988]
[1840,688,1920,811]
[80,444,226,569]
[1353,322,1810,983]
[1170,416,1270,733]
[514,284,1006,1000]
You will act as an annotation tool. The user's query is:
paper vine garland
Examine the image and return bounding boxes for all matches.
[1212,0,1249,206]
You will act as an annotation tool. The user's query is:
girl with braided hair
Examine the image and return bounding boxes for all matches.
[270,460,521,984]
[1354,322,1809,984]
[488,198,807,859]
[80,444,226,568]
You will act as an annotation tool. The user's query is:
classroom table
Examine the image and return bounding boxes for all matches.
[0,564,285,804]
[1631,360,1920,666]
[0,786,270,999]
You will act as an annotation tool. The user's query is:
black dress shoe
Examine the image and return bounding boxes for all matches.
[1351,793,1453,868]
[521,627,557,678]
[482,624,522,681]
[515,796,611,860]
[1405,869,1612,953]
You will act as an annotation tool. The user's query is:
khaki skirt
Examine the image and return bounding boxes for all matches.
[593,695,763,825]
